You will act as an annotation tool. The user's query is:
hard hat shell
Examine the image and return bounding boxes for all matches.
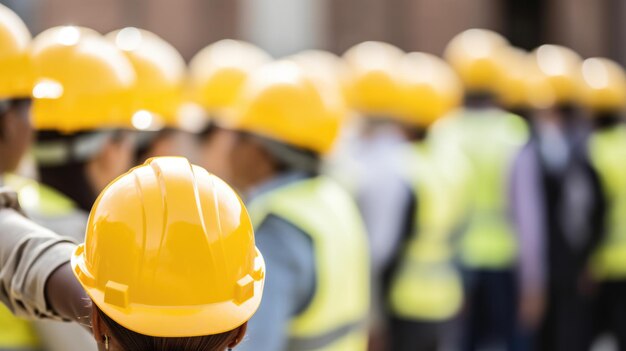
[581,57,626,112]
[71,157,265,337]
[106,28,186,130]
[189,40,271,113]
[31,26,136,133]
[497,47,555,109]
[532,44,584,105]
[226,60,341,154]
[342,41,404,116]
[0,3,32,98]
[287,50,349,124]
[396,52,463,127]
[443,29,509,93]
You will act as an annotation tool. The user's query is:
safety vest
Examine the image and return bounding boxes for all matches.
[589,125,626,280]
[0,304,40,350]
[8,175,88,243]
[248,176,370,351]
[430,109,528,269]
[388,142,468,321]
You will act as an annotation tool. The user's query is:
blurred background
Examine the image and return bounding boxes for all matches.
[2,2,624,351]
[2,0,624,61]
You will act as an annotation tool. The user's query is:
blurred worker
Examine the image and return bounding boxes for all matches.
[106,27,199,164]
[0,157,264,351]
[583,58,626,349]
[338,41,409,351]
[188,39,271,179]
[384,52,469,351]
[510,46,603,351]
[213,61,369,351]
[10,26,139,351]
[24,25,136,239]
[0,4,41,350]
[434,29,529,351]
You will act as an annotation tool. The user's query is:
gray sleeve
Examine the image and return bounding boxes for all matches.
[238,215,315,351]
[509,145,546,295]
[0,189,77,320]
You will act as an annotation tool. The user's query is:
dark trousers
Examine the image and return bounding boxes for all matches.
[389,317,443,351]
[537,285,594,351]
[460,269,518,351]
[594,281,626,351]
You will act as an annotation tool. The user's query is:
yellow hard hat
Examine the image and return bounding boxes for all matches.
[443,28,509,93]
[71,156,265,337]
[287,50,348,123]
[31,26,136,133]
[342,41,404,115]
[0,3,32,98]
[227,60,341,154]
[497,47,555,109]
[106,27,186,130]
[189,40,271,113]
[581,57,626,112]
[396,52,463,126]
[532,44,584,105]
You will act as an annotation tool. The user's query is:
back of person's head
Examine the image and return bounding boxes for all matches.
[95,306,243,350]
[71,157,265,350]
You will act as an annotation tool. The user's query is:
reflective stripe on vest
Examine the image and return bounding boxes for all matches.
[248,176,370,351]
[430,109,528,269]
[589,125,626,280]
[388,142,467,321]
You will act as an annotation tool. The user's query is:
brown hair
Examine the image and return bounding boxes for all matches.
[95,306,242,351]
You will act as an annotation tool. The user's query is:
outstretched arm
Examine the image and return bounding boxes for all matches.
[0,188,90,325]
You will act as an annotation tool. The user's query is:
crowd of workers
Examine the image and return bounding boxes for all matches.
[0,2,625,351]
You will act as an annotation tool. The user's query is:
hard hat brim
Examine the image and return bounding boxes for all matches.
[71,244,265,337]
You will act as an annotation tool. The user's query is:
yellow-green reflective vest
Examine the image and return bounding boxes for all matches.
[589,125,626,280]
[8,174,76,218]
[388,142,468,321]
[248,176,370,351]
[0,304,40,349]
[430,109,528,269]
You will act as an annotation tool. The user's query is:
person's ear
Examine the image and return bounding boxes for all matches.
[228,322,248,348]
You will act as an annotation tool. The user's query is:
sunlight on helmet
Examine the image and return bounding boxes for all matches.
[115,27,143,52]
[32,79,64,99]
[582,58,610,90]
[132,109,162,131]
[56,26,81,46]
[536,45,568,76]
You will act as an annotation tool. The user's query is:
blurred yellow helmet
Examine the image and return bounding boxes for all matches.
[72,156,265,337]
[31,26,136,133]
[342,41,404,115]
[106,27,186,130]
[443,28,509,93]
[396,52,463,127]
[0,3,32,98]
[189,40,271,113]
[532,44,584,105]
[497,47,555,109]
[581,58,626,112]
[227,61,341,154]
[287,50,348,123]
